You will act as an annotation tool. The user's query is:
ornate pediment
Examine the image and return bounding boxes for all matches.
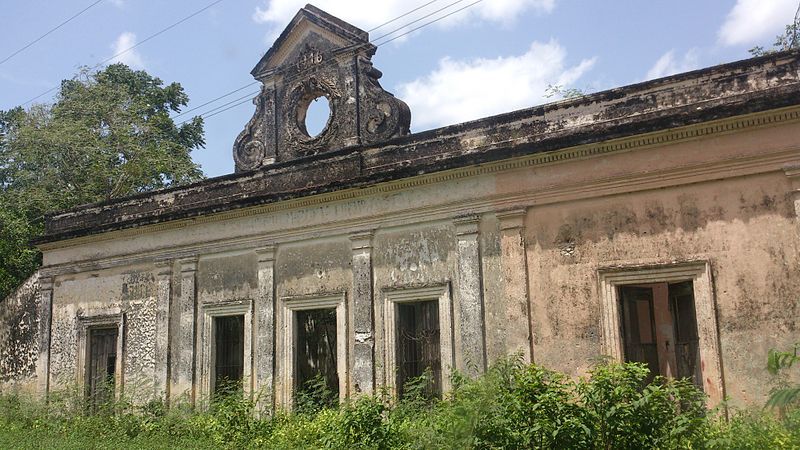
[233,4,411,172]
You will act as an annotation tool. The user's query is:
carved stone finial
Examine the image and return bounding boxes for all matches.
[233,5,411,172]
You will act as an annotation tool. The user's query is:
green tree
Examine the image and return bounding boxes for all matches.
[0,63,205,299]
[750,5,800,56]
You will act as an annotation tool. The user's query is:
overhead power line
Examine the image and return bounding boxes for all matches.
[20,0,225,107]
[374,0,485,46]
[0,0,105,67]
[367,0,440,32]
[172,82,259,120]
[371,0,468,43]
[182,0,486,125]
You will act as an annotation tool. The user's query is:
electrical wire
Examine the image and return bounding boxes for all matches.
[172,82,259,120]
[371,0,468,43]
[367,0,440,32]
[20,0,225,106]
[186,0,485,125]
[0,0,105,66]
[374,0,485,46]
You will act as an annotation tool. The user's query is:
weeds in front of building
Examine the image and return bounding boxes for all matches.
[1,358,798,449]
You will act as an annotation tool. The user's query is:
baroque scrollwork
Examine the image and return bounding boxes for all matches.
[233,87,274,172]
[232,6,411,171]
[283,75,341,156]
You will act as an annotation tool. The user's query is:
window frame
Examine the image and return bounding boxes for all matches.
[382,284,454,398]
[277,292,348,408]
[197,299,253,401]
[598,261,724,405]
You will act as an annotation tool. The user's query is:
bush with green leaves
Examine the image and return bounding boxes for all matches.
[1,360,799,449]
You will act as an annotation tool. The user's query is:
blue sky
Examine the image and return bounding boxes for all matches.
[1,0,797,177]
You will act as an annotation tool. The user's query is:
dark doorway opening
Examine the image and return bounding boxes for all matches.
[619,281,701,388]
[86,327,118,409]
[214,315,244,394]
[295,308,339,406]
[396,300,441,399]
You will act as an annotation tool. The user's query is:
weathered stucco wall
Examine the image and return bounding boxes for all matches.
[49,265,158,402]
[0,273,40,393]
[372,224,458,387]
[24,107,800,408]
[526,171,799,406]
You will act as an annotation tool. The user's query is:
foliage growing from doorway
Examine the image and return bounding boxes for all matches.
[0,64,205,300]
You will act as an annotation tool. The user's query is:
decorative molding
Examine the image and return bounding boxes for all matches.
[255,244,276,263]
[154,259,172,278]
[454,215,480,237]
[349,231,374,251]
[178,258,198,273]
[496,209,526,230]
[36,112,800,275]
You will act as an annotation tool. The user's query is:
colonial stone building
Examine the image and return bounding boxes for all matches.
[2,6,799,409]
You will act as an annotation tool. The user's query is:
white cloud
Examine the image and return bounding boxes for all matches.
[253,0,554,41]
[109,32,145,69]
[645,49,699,80]
[396,40,596,130]
[718,0,797,46]
[109,0,125,7]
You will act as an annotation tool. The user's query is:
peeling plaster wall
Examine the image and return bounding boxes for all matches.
[24,111,800,407]
[198,252,258,303]
[49,266,157,402]
[373,224,458,388]
[276,240,352,298]
[0,273,40,393]
[273,239,352,399]
[479,215,515,364]
[526,172,800,406]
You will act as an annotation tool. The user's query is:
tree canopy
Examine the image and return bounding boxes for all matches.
[0,63,205,298]
[749,8,800,56]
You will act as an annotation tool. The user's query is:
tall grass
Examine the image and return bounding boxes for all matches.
[1,360,798,449]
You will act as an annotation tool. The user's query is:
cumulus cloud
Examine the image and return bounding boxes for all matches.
[645,49,699,80]
[718,0,797,46]
[396,40,595,130]
[253,0,554,41]
[109,32,144,69]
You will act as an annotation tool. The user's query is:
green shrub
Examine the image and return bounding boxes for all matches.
[1,360,799,449]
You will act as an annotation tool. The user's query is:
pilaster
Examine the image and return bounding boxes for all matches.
[254,245,276,411]
[496,209,533,362]
[454,215,486,377]
[35,275,53,399]
[172,257,197,405]
[153,260,172,401]
[785,164,800,220]
[349,231,374,394]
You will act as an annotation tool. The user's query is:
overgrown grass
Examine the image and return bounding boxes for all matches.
[1,360,798,449]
